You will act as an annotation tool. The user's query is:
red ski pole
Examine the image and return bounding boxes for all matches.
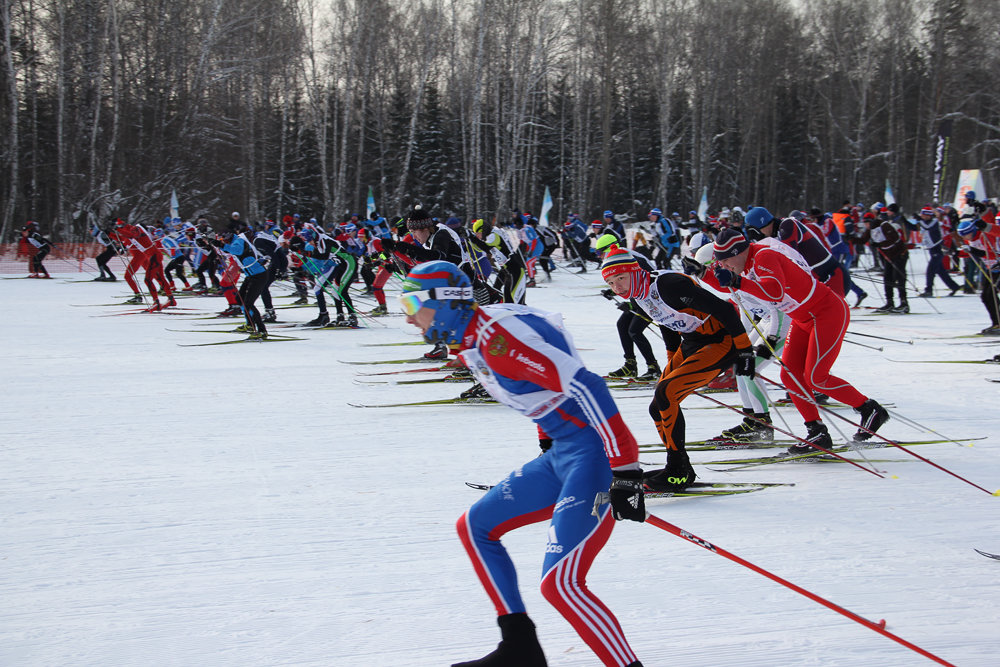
[592,495,955,666]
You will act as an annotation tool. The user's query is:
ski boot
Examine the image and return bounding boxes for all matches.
[635,362,661,382]
[424,342,449,360]
[459,383,492,401]
[219,305,242,317]
[370,304,388,316]
[854,291,868,308]
[262,309,277,323]
[891,302,910,314]
[306,312,331,327]
[235,323,254,333]
[247,331,267,341]
[124,294,144,305]
[715,411,774,443]
[643,456,696,492]
[346,314,358,328]
[853,399,889,441]
[292,295,308,305]
[873,303,895,314]
[788,420,832,455]
[144,300,163,313]
[162,297,177,309]
[606,358,637,379]
[451,613,547,667]
[980,325,1000,335]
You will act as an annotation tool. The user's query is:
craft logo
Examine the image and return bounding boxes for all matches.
[488,334,508,356]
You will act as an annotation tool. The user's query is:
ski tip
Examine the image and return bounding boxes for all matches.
[993,489,1000,497]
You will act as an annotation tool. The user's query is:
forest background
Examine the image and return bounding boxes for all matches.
[1,0,998,242]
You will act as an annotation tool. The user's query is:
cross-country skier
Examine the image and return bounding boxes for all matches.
[601,247,755,492]
[23,222,52,278]
[399,260,645,667]
[956,217,1000,334]
[697,228,891,453]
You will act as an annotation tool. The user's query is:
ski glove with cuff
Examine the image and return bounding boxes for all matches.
[609,470,646,522]
[734,349,756,379]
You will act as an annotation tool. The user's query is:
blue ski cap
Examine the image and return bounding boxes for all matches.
[400,261,476,344]
[649,208,662,216]
[956,219,977,235]
[966,190,976,200]
[744,206,774,229]
[603,210,614,218]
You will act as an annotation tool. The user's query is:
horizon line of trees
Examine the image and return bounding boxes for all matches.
[2,0,999,242]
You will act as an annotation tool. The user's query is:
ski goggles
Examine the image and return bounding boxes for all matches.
[398,286,475,315]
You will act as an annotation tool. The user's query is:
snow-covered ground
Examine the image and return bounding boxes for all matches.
[2,257,999,667]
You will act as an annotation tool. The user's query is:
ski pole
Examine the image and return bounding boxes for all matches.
[844,338,883,352]
[590,495,956,667]
[846,330,913,345]
[757,374,1000,497]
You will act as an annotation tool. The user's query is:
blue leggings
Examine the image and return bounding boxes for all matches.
[456,435,638,666]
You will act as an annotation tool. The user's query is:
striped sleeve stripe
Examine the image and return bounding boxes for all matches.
[568,378,619,461]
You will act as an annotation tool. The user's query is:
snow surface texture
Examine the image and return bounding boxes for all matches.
[2,258,999,667]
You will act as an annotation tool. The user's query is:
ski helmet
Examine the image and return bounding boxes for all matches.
[966,190,976,200]
[400,261,476,345]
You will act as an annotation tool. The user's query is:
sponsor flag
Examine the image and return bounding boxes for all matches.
[697,187,708,222]
[884,180,895,206]
[539,186,553,227]
[933,120,952,204]
[366,186,376,219]
[170,190,179,220]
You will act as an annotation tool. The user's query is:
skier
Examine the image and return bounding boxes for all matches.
[600,247,755,492]
[252,224,288,323]
[870,204,911,313]
[212,224,269,337]
[917,206,962,298]
[109,219,176,310]
[90,219,119,281]
[648,208,680,269]
[23,222,52,278]
[382,205,471,358]
[399,260,645,667]
[956,217,1000,334]
[685,244,791,443]
[698,228,890,453]
[595,234,663,381]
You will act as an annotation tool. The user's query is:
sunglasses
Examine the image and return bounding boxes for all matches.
[398,286,475,315]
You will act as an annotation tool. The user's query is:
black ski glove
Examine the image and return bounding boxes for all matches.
[538,437,553,454]
[734,348,756,379]
[616,301,632,313]
[754,336,779,360]
[609,469,645,522]
[380,238,396,252]
[600,288,616,300]
[682,256,705,278]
